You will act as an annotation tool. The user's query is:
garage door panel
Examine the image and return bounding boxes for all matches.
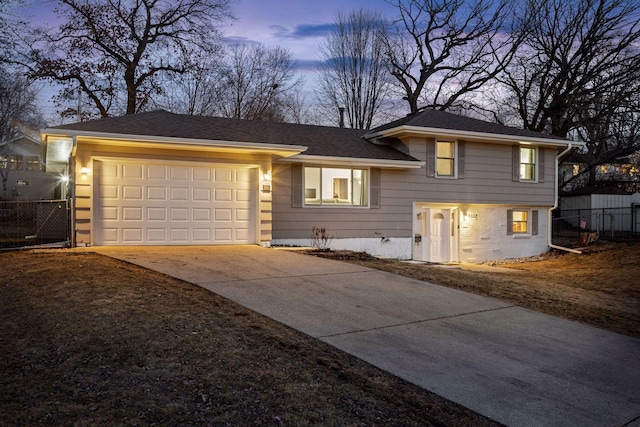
[101,228,119,243]
[170,228,189,241]
[215,169,233,182]
[193,208,211,221]
[193,188,211,201]
[99,185,119,199]
[170,207,189,221]
[147,165,166,180]
[147,228,167,242]
[123,186,143,200]
[193,168,211,181]
[236,228,250,241]
[147,187,166,200]
[170,166,189,181]
[170,187,189,201]
[94,161,256,245]
[122,228,143,242]
[236,189,251,202]
[122,207,143,221]
[215,228,232,241]
[123,164,143,179]
[100,206,119,220]
[147,207,166,221]
[192,228,211,241]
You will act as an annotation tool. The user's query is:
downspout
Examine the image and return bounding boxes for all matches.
[549,143,582,254]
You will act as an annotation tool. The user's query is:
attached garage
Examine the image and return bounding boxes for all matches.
[92,159,257,245]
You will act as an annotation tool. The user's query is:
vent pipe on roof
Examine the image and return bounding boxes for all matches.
[339,107,345,128]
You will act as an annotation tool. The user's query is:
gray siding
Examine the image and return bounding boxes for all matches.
[271,164,412,240]
[272,137,558,241]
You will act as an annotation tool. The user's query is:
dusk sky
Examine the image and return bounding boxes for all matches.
[221,0,397,68]
[17,0,399,120]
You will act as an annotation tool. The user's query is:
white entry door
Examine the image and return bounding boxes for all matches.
[93,160,256,245]
[430,211,448,262]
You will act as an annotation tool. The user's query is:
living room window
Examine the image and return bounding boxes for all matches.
[304,167,368,207]
[520,147,536,181]
[436,141,456,177]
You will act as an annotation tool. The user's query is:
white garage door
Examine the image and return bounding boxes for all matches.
[93,160,256,245]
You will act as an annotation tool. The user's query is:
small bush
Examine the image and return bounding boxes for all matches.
[310,226,332,251]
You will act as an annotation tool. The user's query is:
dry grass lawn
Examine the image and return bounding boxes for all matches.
[2,241,638,425]
[0,250,497,426]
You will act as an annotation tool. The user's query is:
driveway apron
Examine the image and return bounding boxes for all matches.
[94,245,640,427]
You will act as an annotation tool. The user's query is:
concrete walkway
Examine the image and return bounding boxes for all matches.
[93,245,640,427]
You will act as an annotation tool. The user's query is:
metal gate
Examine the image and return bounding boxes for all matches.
[0,200,70,249]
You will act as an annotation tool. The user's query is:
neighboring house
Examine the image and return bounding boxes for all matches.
[39,109,577,262]
[0,134,59,200]
[560,151,640,193]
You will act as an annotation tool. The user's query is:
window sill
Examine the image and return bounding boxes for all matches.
[512,234,531,239]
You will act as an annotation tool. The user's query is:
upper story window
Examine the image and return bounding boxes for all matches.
[436,141,456,177]
[428,140,464,179]
[304,166,368,207]
[519,147,536,181]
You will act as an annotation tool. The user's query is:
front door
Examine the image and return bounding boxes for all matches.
[414,207,457,262]
[430,211,449,262]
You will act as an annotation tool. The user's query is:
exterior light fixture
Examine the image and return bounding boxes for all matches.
[262,170,272,192]
[80,166,89,175]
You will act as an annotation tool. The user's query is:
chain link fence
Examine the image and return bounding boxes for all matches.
[0,200,70,249]
[552,206,640,242]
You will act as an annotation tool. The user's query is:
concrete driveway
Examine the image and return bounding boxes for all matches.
[94,245,640,427]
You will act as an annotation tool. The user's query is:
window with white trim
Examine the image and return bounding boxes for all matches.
[436,141,456,177]
[519,147,536,181]
[304,166,368,206]
[507,209,539,236]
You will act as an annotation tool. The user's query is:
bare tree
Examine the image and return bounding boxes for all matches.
[209,43,302,122]
[496,0,640,191]
[0,0,27,62]
[316,8,392,129]
[384,0,522,113]
[500,0,640,138]
[0,67,43,199]
[159,59,222,116]
[20,0,232,119]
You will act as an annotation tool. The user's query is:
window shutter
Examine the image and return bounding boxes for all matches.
[291,163,302,208]
[532,210,539,235]
[538,149,545,182]
[512,146,520,181]
[426,140,435,177]
[370,167,381,209]
[507,209,514,235]
[458,141,465,179]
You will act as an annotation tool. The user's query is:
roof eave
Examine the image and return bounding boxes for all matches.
[278,154,424,169]
[40,128,308,157]
[365,125,582,148]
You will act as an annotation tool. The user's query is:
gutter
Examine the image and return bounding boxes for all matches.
[549,142,582,254]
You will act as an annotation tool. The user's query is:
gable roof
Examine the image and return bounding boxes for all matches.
[366,109,573,146]
[47,110,419,164]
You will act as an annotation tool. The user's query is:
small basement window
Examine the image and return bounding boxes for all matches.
[507,209,539,236]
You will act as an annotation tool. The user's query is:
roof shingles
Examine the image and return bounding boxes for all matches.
[51,110,418,162]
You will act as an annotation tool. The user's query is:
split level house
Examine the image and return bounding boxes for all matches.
[39,109,579,262]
